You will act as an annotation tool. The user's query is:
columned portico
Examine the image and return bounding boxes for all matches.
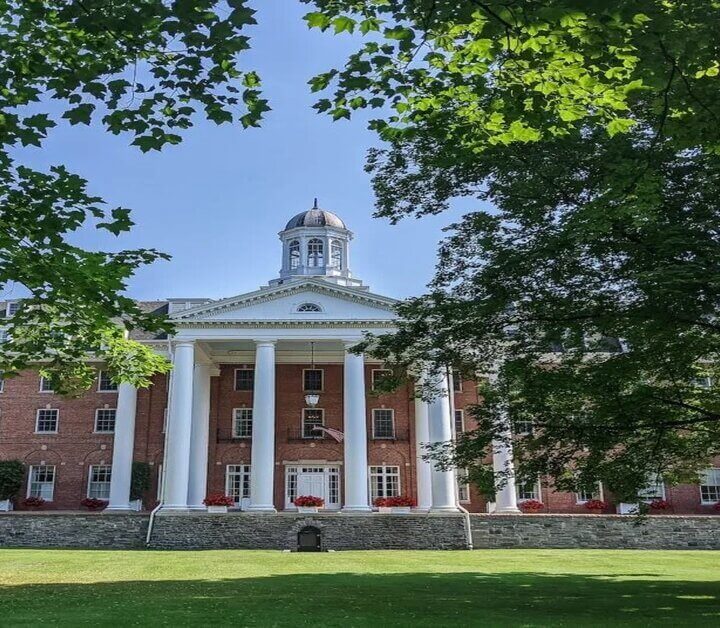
[492,433,521,513]
[187,364,213,509]
[427,369,459,512]
[342,343,371,512]
[106,383,138,510]
[163,341,195,510]
[413,382,432,511]
[248,340,277,512]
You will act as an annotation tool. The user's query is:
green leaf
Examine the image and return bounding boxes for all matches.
[61,104,95,126]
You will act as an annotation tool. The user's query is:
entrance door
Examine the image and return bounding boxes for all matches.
[297,471,325,499]
[286,466,341,510]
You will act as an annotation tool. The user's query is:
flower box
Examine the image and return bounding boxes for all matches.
[294,496,324,514]
[378,506,412,514]
[519,499,544,513]
[583,499,607,514]
[0,499,13,512]
[129,499,143,512]
[297,506,320,514]
[207,505,228,514]
[617,502,640,515]
[203,493,234,513]
[374,496,416,513]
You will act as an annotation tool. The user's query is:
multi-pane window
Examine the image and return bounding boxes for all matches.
[330,240,342,268]
[0,329,9,343]
[699,468,720,504]
[6,301,20,317]
[638,473,665,501]
[371,369,392,391]
[516,479,540,501]
[307,238,324,267]
[302,409,324,438]
[457,468,470,502]
[94,408,116,433]
[372,409,395,439]
[452,370,463,392]
[226,465,251,504]
[36,409,59,433]
[513,420,534,436]
[297,303,321,312]
[232,408,253,438]
[576,482,604,504]
[303,369,323,391]
[87,465,112,499]
[234,369,254,391]
[288,240,300,269]
[28,465,55,500]
[39,376,55,393]
[98,370,118,392]
[369,465,400,501]
[454,409,465,434]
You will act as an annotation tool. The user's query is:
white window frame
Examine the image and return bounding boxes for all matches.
[0,371,4,393]
[302,408,325,439]
[454,409,465,434]
[232,408,253,439]
[225,464,251,505]
[576,482,604,504]
[288,240,300,270]
[452,370,463,392]
[87,465,112,499]
[6,301,20,317]
[35,408,59,434]
[638,473,666,502]
[302,368,324,392]
[27,465,56,501]
[699,468,720,505]
[371,368,392,391]
[39,376,55,393]
[296,303,322,313]
[369,465,400,501]
[307,238,324,267]
[94,408,117,434]
[457,468,471,503]
[97,370,118,392]
[371,408,395,439]
[516,478,542,502]
[234,368,254,391]
[513,420,534,436]
[330,239,343,268]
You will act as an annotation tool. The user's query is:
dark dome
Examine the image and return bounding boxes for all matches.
[284,207,346,230]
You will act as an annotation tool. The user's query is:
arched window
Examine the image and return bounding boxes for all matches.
[307,238,324,267]
[288,240,300,269]
[297,303,322,312]
[330,240,342,268]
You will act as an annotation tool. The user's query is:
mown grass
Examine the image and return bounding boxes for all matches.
[1,549,719,626]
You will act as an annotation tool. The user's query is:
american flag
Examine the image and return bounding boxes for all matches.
[313,426,345,442]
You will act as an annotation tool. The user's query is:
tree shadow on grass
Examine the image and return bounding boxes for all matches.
[2,572,719,627]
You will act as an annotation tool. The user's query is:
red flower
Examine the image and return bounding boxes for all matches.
[23,496,45,508]
[714,502,720,511]
[80,498,108,510]
[649,499,671,510]
[520,499,544,512]
[294,495,324,507]
[583,499,607,511]
[203,493,235,507]
[374,496,416,508]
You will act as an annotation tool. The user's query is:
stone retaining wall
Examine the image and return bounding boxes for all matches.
[470,514,720,549]
[149,512,468,550]
[0,512,148,549]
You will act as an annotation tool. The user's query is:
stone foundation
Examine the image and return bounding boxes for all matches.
[149,512,468,550]
[470,514,720,549]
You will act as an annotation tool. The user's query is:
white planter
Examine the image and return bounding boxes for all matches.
[129,499,142,512]
[486,501,497,514]
[297,506,319,514]
[0,499,13,512]
[617,502,640,515]
[378,506,411,514]
[207,505,228,514]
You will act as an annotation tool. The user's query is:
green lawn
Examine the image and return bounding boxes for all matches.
[1,549,719,627]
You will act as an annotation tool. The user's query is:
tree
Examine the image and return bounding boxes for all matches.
[304,1,720,497]
[0,460,25,501]
[0,1,268,394]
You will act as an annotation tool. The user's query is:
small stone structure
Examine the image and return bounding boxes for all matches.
[471,514,720,549]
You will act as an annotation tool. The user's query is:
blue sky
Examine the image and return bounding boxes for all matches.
[14,2,479,301]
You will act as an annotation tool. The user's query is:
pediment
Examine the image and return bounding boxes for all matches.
[171,280,398,324]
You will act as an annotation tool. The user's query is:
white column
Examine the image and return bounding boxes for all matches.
[187,364,212,509]
[163,341,195,510]
[492,431,521,513]
[342,344,371,512]
[248,340,277,512]
[413,383,432,510]
[106,383,138,510]
[427,370,459,512]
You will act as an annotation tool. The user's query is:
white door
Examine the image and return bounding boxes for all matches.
[297,472,325,499]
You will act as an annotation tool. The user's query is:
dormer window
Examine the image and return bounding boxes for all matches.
[307,239,324,267]
[330,240,342,268]
[297,303,322,313]
[289,240,300,269]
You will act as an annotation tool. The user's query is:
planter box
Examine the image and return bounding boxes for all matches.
[207,505,228,514]
[378,507,412,514]
[617,502,640,515]
[129,499,143,512]
[0,499,13,512]
[297,506,320,514]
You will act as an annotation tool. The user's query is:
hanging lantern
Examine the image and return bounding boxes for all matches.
[305,341,320,407]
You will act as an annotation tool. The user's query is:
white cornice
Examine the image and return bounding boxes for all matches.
[175,319,397,329]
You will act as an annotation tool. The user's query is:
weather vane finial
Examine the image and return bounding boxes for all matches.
[313,197,318,209]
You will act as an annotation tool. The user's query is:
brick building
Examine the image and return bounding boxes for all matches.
[1,204,718,515]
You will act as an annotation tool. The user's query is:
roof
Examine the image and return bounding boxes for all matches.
[284,207,347,230]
